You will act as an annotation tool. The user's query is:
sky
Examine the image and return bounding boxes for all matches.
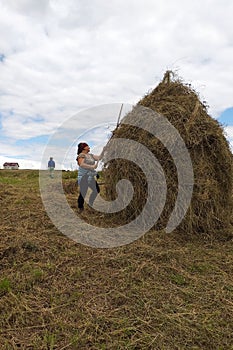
[0,0,232,170]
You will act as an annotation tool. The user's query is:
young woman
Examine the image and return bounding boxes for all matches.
[76,142,103,212]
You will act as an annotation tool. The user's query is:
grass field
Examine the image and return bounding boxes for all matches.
[0,170,233,349]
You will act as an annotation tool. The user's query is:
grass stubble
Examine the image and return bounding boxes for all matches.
[0,170,233,349]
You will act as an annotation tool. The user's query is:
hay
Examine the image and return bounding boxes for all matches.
[103,71,233,239]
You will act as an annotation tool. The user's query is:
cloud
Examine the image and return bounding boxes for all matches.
[225,126,233,152]
[0,0,233,168]
[40,103,132,170]
[1,0,51,18]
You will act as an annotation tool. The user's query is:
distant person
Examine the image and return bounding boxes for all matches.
[48,157,55,178]
[76,142,104,212]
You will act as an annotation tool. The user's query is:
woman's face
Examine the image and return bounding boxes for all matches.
[83,145,90,152]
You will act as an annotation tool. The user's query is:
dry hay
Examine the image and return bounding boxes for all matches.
[63,180,78,194]
[1,171,233,348]
[103,71,233,240]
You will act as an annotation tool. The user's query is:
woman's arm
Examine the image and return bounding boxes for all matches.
[92,146,106,161]
[92,154,100,161]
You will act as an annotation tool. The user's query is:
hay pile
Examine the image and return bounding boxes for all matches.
[103,71,233,239]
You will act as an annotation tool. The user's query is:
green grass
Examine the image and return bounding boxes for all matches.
[0,278,11,294]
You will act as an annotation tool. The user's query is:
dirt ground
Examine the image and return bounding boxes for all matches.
[0,170,233,349]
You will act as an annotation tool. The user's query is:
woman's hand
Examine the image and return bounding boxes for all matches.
[93,162,98,169]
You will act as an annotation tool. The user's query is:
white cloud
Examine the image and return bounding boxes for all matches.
[225,126,233,152]
[0,0,233,168]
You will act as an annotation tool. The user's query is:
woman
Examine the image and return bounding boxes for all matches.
[76,142,103,212]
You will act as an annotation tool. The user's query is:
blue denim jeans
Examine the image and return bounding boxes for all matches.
[77,174,100,209]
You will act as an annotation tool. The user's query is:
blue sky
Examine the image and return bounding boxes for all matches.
[218,108,233,153]
[218,108,233,125]
[0,0,232,169]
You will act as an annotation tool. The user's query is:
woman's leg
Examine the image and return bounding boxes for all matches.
[88,178,100,207]
[78,175,88,209]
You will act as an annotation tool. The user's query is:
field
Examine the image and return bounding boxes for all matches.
[0,170,233,349]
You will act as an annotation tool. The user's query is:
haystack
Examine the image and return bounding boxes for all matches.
[103,71,233,239]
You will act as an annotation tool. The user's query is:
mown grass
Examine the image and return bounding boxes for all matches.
[0,170,233,349]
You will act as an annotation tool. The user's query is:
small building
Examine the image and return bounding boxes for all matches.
[3,162,19,170]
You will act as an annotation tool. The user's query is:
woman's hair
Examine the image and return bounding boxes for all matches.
[77,142,88,154]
